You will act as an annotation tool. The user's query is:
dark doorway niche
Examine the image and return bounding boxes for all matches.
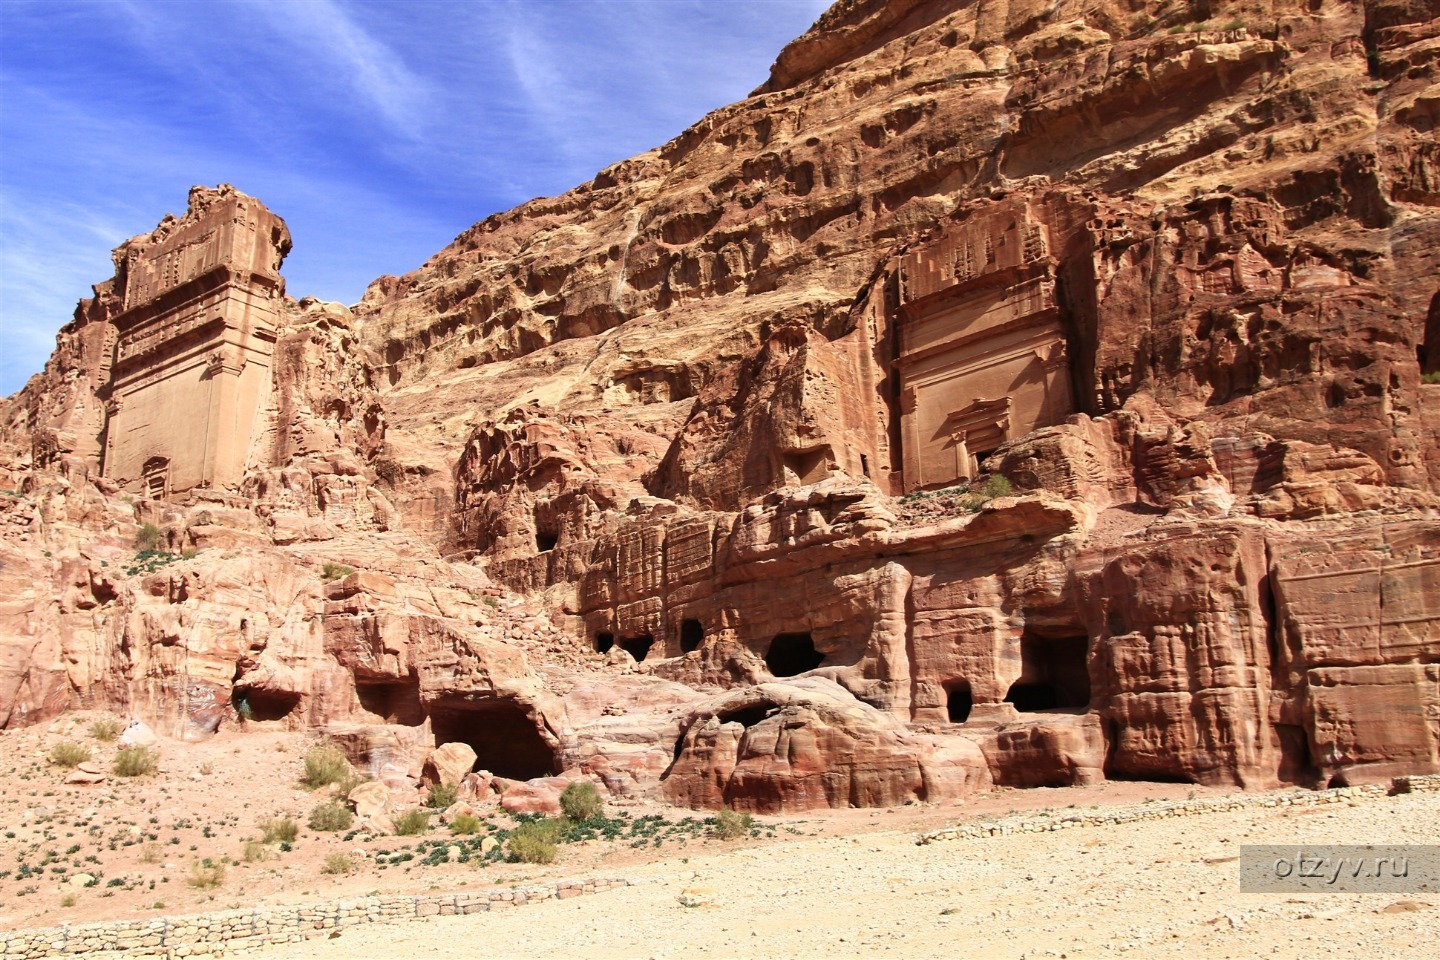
[619,634,654,662]
[535,529,558,552]
[1276,723,1320,786]
[718,704,775,728]
[594,632,615,653]
[680,619,704,654]
[945,681,973,723]
[1421,289,1439,375]
[1004,682,1058,712]
[766,632,825,677]
[429,700,558,781]
[779,447,831,485]
[232,686,300,722]
[356,674,424,726]
[1003,633,1091,712]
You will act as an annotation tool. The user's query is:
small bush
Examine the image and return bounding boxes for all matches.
[320,562,354,582]
[322,853,354,875]
[427,782,459,809]
[89,717,123,742]
[60,893,76,908]
[559,781,604,823]
[140,843,163,865]
[1422,370,1440,385]
[981,474,1014,499]
[308,800,354,833]
[187,858,225,889]
[300,741,353,790]
[134,523,165,552]
[714,809,753,840]
[507,820,561,864]
[260,816,299,845]
[449,813,482,835]
[242,839,272,863]
[50,742,91,769]
[392,809,431,836]
[113,745,158,777]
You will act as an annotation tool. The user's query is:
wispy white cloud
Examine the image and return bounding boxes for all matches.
[243,0,437,142]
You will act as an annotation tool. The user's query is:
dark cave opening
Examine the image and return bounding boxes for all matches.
[535,530,558,552]
[232,686,300,723]
[1004,633,1091,712]
[356,675,424,726]
[680,618,705,654]
[1003,681,1059,712]
[718,704,775,728]
[594,632,615,653]
[619,634,655,662]
[429,700,558,781]
[945,682,973,723]
[765,632,826,677]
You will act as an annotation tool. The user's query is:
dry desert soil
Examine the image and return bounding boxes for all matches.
[2,716,1436,958]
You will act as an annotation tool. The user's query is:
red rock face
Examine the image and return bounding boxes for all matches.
[2,0,1438,809]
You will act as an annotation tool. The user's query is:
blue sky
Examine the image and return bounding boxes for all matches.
[0,0,830,396]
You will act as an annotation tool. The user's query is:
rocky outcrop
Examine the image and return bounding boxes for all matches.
[2,0,1437,808]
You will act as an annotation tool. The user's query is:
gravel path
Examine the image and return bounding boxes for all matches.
[252,792,1439,960]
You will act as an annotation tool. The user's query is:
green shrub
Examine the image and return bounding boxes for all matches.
[981,474,1014,499]
[321,853,354,875]
[507,820,561,864]
[392,809,431,836]
[449,813,482,835]
[50,741,91,768]
[89,717,123,742]
[320,562,354,582]
[1422,371,1440,385]
[260,816,299,845]
[187,858,225,889]
[134,523,165,552]
[559,781,604,823]
[427,782,459,809]
[714,809,753,840]
[113,745,158,777]
[308,800,354,833]
[300,741,353,789]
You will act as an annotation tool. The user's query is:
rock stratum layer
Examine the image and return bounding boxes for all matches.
[2,0,1438,811]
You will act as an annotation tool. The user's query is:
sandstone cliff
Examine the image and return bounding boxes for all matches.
[2,0,1437,811]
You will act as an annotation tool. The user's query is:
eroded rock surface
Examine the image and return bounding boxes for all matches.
[2,0,1437,810]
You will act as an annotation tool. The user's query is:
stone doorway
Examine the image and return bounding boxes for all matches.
[429,701,558,781]
[765,632,826,677]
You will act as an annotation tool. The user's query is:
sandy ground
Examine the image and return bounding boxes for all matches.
[4,715,1436,959]
[252,792,1440,960]
[0,715,1219,933]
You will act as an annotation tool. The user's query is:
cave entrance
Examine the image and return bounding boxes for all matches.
[356,674,424,726]
[945,681,973,723]
[718,704,776,728]
[1004,633,1091,712]
[680,619,704,654]
[1004,682,1059,712]
[429,701,558,781]
[766,632,825,677]
[594,632,615,653]
[232,686,300,723]
[619,634,655,662]
[535,531,558,552]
